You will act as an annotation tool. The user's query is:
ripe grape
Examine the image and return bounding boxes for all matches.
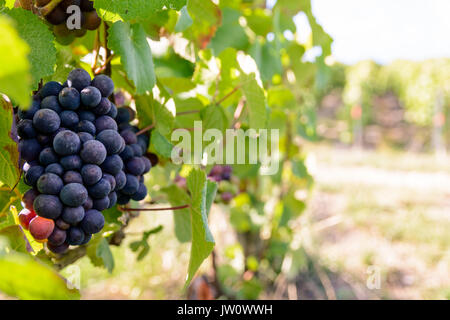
[59,87,80,110]
[45,163,64,176]
[80,140,106,164]
[60,183,88,207]
[63,170,83,184]
[33,194,63,219]
[17,119,37,139]
[81,86,102,107]
[18,209,37,230]
[60,154,82,170]
[37,173,64,195]
[91,75,115,97]
[48,227,67,246]
[29,216,55,240]
[81,164,102,185]
[96,129,124,154]
[80,209,104,234]
[53,130,81,155]
[62,206,85,225]
[87,178,111,199]
[40,81,63,99]
[33,109,61,134]
[39,147,59,166]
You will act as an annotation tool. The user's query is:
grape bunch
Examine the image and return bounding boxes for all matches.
[114,107,153,206]
[207,165,237,204]
[16,68,129,254]
[20,0,101,45]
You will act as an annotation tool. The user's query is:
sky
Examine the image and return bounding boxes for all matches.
[277,0,450,65]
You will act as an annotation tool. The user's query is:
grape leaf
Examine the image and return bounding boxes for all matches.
[86,236,115,273]
[0,248,80,300]
[240,73,267,130]
[0,97,20,189]
[93,0,186,23]
[185,168,215,287]
[5,8,56,90]
[0,15,31,107]
[150,130,173,159]
[162,185,191,243]
[209,8,248,55]
[175,5,193,32]
[108,21,156,94]
[186,0,221,49]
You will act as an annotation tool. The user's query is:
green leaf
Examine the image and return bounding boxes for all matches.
[0,97,20,189]
[249,39,282,83]
[186,0,221,49]
[200,105,228,134]
[209,8,248,55]
[0,15,31,107]
[240,73,267,129]
[0,247,80,300]
[159,77,196,95]
[185,168,215,286]
[162,185,191,243]
[205,179,218,216]
[93,0,186,23]
[175,5,193,32]
[150,130,173,159]
[5,8,56,89]
[108,21,155,94]
[87,236,115,273]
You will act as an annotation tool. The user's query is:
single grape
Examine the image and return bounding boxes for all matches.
[76,120,96,135]
[101,155,123,175]
[116,107,131,124]
[39,147,59,166]
[142,157,152,173]
[46,6,67,25]
[33,195,63,219]
[60,110,79,128]
[24,165,44,186]
[80,140,107,165]
[22,188,40,211]
[59,87,80,110]
[63,170,83,184]
[47,242,69,254]
[47,227,67,246]
[59,183,88,207]
[80,209,104,234]
[91,74,114,97]
[80,86,102,107]
[78,110,96,122]
[95,115,118,132]
[97,129,124,155]
[92,97,111,115]
[83,196,93,211]
[121,174,139,195]
[78,132,94,144]
[87,178,111,199]
[37,173,64,195]
[18,209,37,230]
[125,157,145,176]
[29,216,55,241]
[102,173,116,191]
[120,129,137,145]
[108,191,117,208]
[62,206,85,225]
[33,109,61,134]
[92,196,109,211]
[17,119,37,139]
[67,227,85,245]
[130,143,143,157]
[114,171,126,191]
[41,95,63,113]
[119,145,134,161]
[39,81,63,99]
[83,10,101,30]
[55,218,70,230]
[53,130,81,155]
[81,164,102,186]
[67,68,91,92]
[60,154,82,170]
[45,163,64,176]
[107,103,118,118]
[131,183,147,201]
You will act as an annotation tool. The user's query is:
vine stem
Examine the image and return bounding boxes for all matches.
[120,204,190,212]
[176,109,201,116]
[215,85,241,106]
[94,54,116,75]
[136,124,155,136]
[39,0,64,16]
